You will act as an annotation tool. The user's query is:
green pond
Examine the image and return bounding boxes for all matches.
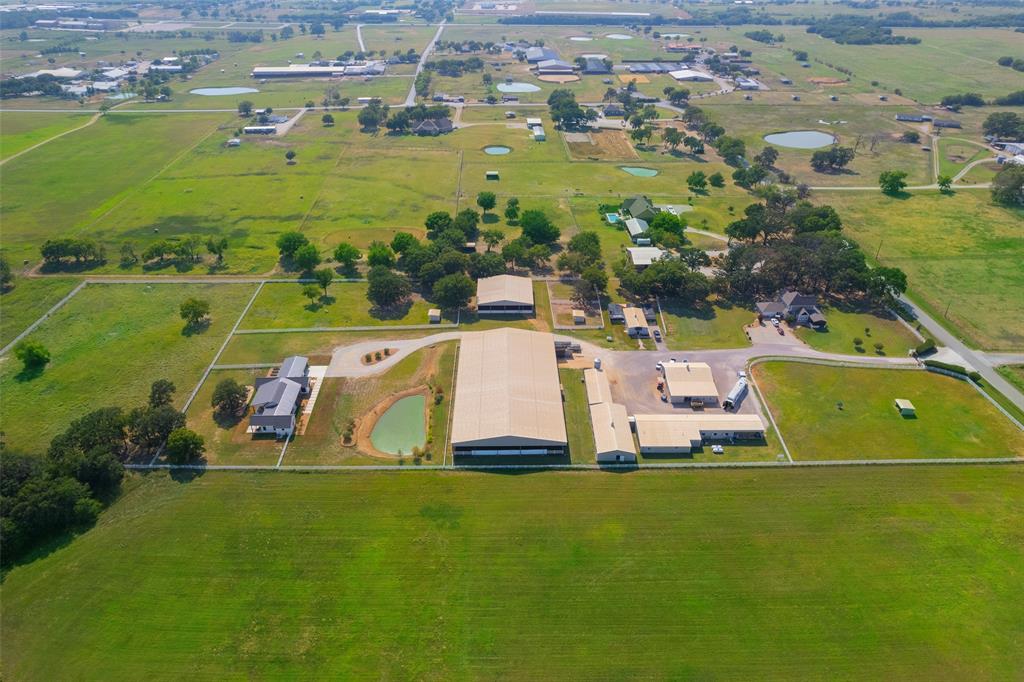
[370,395,426,455]
[620,166,659,177]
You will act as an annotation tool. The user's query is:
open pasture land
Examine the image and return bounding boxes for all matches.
[793,306,921,356]
[0,283,255,453]
[0,277,79,348]
[755,362,1024,460]
[4,466,1023,679]
[661,301,753,351]
[0,112,230,267]
[700,100,933,187]
[710,26,1024,102]
[826,190,1024,351]
[218,328,439,365]
[239,282,434,329]
[0,111,94,160]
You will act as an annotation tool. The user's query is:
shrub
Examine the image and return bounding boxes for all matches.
[924,359,969,376]
[915,339,936,356]
[853,337,863,346]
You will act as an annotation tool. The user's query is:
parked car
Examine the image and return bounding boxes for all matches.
[778,327,784,336]
[660,393,668,402]
[653,329,662,341]
[771,318,780,328]
[655,361,664,371]
[711,445,724,454]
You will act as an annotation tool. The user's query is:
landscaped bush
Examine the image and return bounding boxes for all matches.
[924,359,969,376]
[915,338,936,356]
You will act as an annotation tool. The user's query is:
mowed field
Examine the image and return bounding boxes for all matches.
[826,189,1024,351]
[754,362,1024,460]
[0,111,95,160]
[3,467,1023,679]
[0,283,256,452]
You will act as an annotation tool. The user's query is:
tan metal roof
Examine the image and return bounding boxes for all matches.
[451,328,567,448]
[476,274,534,307]
[633,413,764,448]
[584,368,613,405]
[663,362,719,399]
[623,306,646,329]
[590,401,637,458]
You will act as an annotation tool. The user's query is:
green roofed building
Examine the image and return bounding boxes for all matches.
[621,195,657,221]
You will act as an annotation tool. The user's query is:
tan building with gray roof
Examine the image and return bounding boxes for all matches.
[476,274,534,315]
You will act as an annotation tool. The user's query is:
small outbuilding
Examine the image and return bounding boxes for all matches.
[428,308,442,323]
[895,399,916,417]
[486,170,500,180]
[572,309,586,324]
[663,361,718,405]
[623,306,649,337]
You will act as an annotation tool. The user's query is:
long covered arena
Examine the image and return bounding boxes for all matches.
[450,328,568,456]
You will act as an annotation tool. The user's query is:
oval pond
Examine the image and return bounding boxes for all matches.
[606,33,633,40]
[483,145,511,155]
[370,395,426,455]
[620,166,659,177]
[763,130,837,149]
[190,86,260,96]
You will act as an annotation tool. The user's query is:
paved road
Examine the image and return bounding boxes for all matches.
[405,20,445,106]
[327,331,461,377]
[899,295,1024,410]
[982,353,1024,367]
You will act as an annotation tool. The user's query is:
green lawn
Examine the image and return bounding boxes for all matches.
[793,306,921,356]
[0,276,80,348]
[0,283,256,452]
[3,467,1023,679]
[662,302,753,350]
[754,362,1024,460]
[0,111,94,160]
[560,368,597,463]
[827,189,1024,351]
[240,282,433,329]
[997,365,1024,395]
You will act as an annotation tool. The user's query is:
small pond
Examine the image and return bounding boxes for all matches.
[606,33,633,40]
[581,53,608,59]
[483,145,511,155]
[370,395,426,455]
[763,130,837,149]
[620,166,659,177]
[106,92,136,100]
[569,36,593,41]
[497,82,541,93]
[189,86,260,96]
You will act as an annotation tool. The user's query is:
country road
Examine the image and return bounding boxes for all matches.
[405,20,445,106]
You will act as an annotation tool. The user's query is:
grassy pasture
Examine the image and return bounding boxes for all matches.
[4,466,1023,679]
[239,282,433,329]
[661,302,753,350]
[755,362,1024,459]
[0,112,230,266]
[793,306,921,356]
[0,283,255,452]
[826,189,1024,351]
[0,277,79,348]
[700,100,933,187]
[0,111,94,160]
[711,26,1024,102]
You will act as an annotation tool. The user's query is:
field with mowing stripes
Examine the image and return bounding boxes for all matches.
[2,467,1022,679]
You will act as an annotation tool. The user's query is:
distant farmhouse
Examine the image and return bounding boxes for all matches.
[756,291,827,328]
[621,195,658,222]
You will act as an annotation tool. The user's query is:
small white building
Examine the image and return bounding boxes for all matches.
[623,306,649,337]
[590,402,637,464]
[626,246,665,269]
[532,127,546,141]
[669,68,713,82]
[525,117,543,128]
[428,308,442,323]
[663,362,718,405]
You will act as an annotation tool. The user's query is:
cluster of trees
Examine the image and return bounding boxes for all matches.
[719,188,907,306]
[40,238,106,268]
[679,105,746,165]
[805,15,921,45]
[940,92,985,108]
[616,257,711,306]
[1,379,206,564]
[275,231,323,272]
[436,40,503,55]
[384,104,452,133]
[983,111,1024,140]
[996,56,1024,72]
[424,57,484,77]
[810,145,856,173]
[994,90,1024,107]
[547,89,597,129]
[0,74,67,99]
[991,164,1024,207]
[119,235,224,269]
[357,100,390,130]
[729,146,780,189]
[743,29,782,44]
